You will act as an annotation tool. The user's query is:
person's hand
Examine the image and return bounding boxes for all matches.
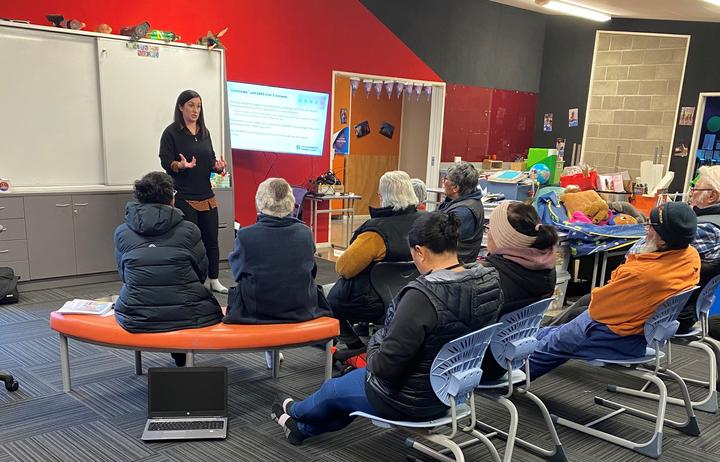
[214,157,227,173]
[178,153,197,169]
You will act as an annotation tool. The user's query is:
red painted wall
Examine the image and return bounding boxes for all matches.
[1,0,440,236]
[442,85,537,163]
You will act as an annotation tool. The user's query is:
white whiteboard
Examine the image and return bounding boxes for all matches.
[0,21,226,187]
[97,38,225,185]
[0,26,105,186]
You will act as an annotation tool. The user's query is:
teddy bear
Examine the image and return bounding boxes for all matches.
[609,213,638,226]
[583,200,610,224]
[560,189,610,225]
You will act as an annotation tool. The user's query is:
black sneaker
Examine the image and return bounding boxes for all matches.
[271,396,294,421]
[280,415,304,446]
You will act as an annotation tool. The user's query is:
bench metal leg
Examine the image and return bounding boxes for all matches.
[272,350,280,379]
[325,340,333,382]
[59,334,71,392]
[187,351,195,367]
[134,351,142,375]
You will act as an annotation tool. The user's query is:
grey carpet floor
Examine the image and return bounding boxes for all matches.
[0,263,719,461]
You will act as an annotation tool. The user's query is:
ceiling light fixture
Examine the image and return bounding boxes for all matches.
[705,0,720,6]
[534,0,612,22]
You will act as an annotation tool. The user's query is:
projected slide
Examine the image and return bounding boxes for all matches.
[227,81,329,156]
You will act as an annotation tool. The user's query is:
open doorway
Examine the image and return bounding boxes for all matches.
[683,92,720,191]
[325,71,445,252]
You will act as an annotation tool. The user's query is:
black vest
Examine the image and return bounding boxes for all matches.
[696,204,720,228]
[441,191,485,264]
[327,206,420,321]
[365,265,502,420]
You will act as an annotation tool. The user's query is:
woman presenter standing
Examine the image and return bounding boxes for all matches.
[160,89,228,293]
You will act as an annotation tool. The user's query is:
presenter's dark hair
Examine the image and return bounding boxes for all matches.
[134,172,174,205]
[174,89,209,135]
[409,212,460,254]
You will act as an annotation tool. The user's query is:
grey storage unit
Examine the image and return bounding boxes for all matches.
[0,197,30,281]
[73,195,119,274]
[215,189,235,260]
[25,195,77,280]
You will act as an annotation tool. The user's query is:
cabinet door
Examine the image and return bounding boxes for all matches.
[25,195,77,279]
[116,193,134,226]
[214,190,235,261]
[73,194,119,274]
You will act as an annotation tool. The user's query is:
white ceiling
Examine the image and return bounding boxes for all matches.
[491,0,720,22]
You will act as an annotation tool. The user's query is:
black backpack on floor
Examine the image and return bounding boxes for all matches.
[0,268,19,305]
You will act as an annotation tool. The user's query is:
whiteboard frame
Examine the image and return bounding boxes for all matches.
[0,19,228,187]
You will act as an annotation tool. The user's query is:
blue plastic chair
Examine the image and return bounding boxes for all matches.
[551,287,699,459]
[351,323,502,462]
[291,186,308,220]
[619,275,720,414]
[467,298,567,462]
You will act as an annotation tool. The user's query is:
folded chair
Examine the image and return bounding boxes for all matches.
[613,275,720,414]
[351,323,502,462]
[551,287,699,459]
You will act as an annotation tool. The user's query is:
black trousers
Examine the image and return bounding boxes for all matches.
[542,293,591,327]
[175,198,220,279]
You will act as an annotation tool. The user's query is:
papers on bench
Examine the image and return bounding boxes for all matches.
[57,299,114,316]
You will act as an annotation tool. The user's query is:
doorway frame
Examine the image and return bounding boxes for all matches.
[326,70,446,245]
[683,92,720,192]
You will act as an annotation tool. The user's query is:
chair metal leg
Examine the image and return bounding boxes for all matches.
[134,350,142,375]
[552,373,667,458]
[59,334,71,392]
[706,337,720,392]
[271,350,280,379]
[604,369,700,436]
[325,340,333,382]
[186,351,194,367]
[612,341,718,414]
[405,434,463,462]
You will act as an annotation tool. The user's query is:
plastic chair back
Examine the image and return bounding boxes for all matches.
[430,323,501,406]
[490,298,553,371]
[696,275,720,321]
[291,187,308,219]
[644,287,698,348]
[370,262,420,309]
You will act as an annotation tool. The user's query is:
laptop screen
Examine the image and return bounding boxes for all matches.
[148,367,227,418]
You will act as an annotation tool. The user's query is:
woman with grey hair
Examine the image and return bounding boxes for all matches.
[328,170,421,351]
[224,178,331,326]
[411,178,427,210]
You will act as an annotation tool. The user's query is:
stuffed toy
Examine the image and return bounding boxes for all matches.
[198,28,228,50]
[560,189,609,224]
[609,213,638,226]
[609,201,646,223]
[569,211,592,223]
[95,23,112,34]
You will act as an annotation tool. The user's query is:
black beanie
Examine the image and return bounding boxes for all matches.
[650,202,697,249]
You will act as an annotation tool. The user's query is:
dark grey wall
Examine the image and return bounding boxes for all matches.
[534,17,720,190]
[361,0,547,92]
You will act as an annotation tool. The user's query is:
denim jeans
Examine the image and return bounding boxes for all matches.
[529,309,646,379]
[290,367,376,438]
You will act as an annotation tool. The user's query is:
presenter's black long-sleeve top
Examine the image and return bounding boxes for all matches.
[159,123,218,201]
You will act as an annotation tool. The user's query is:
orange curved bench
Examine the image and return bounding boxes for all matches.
[50,311,339,392]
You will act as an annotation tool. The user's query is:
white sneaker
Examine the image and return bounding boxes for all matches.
[264,351,285,369]
[209,278,228,294]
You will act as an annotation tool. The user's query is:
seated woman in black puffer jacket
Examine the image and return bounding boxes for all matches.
[270,212,502,445]
[114,172,222,366]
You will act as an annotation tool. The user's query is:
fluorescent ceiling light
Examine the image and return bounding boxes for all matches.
[705,0,720,6]
[537,0,612,22]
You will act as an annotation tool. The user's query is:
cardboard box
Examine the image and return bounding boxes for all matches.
[510,161,526,171]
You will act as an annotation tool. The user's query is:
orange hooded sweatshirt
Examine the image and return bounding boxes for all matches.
[588,246,700,336]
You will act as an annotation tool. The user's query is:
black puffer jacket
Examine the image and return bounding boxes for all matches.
[114,202,222,333]
[365,265,502,420]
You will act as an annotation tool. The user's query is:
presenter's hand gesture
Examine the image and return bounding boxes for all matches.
[214,158,227,173]
[178,153,197,169]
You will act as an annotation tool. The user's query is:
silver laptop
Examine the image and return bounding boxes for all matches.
[142,367,228,441]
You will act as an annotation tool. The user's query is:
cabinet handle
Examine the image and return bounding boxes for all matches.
[0,226,5,233]
[218,222,228,229]
[73,203,89,206]
[0,250,8,254]
[55,204,71,207]
[0,206,5,210]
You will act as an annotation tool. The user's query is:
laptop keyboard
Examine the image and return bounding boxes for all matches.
[148,421,224,431]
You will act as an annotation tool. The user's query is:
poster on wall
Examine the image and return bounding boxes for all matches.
[678,107,695,126]
[332,127,349,154]
[379,121,395,139]
[339,108,348,125]
[673,142,689,157]
[568,108,579,127]
[543,113,553,132]
[354,120,370,138]
[556,138,566,159]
